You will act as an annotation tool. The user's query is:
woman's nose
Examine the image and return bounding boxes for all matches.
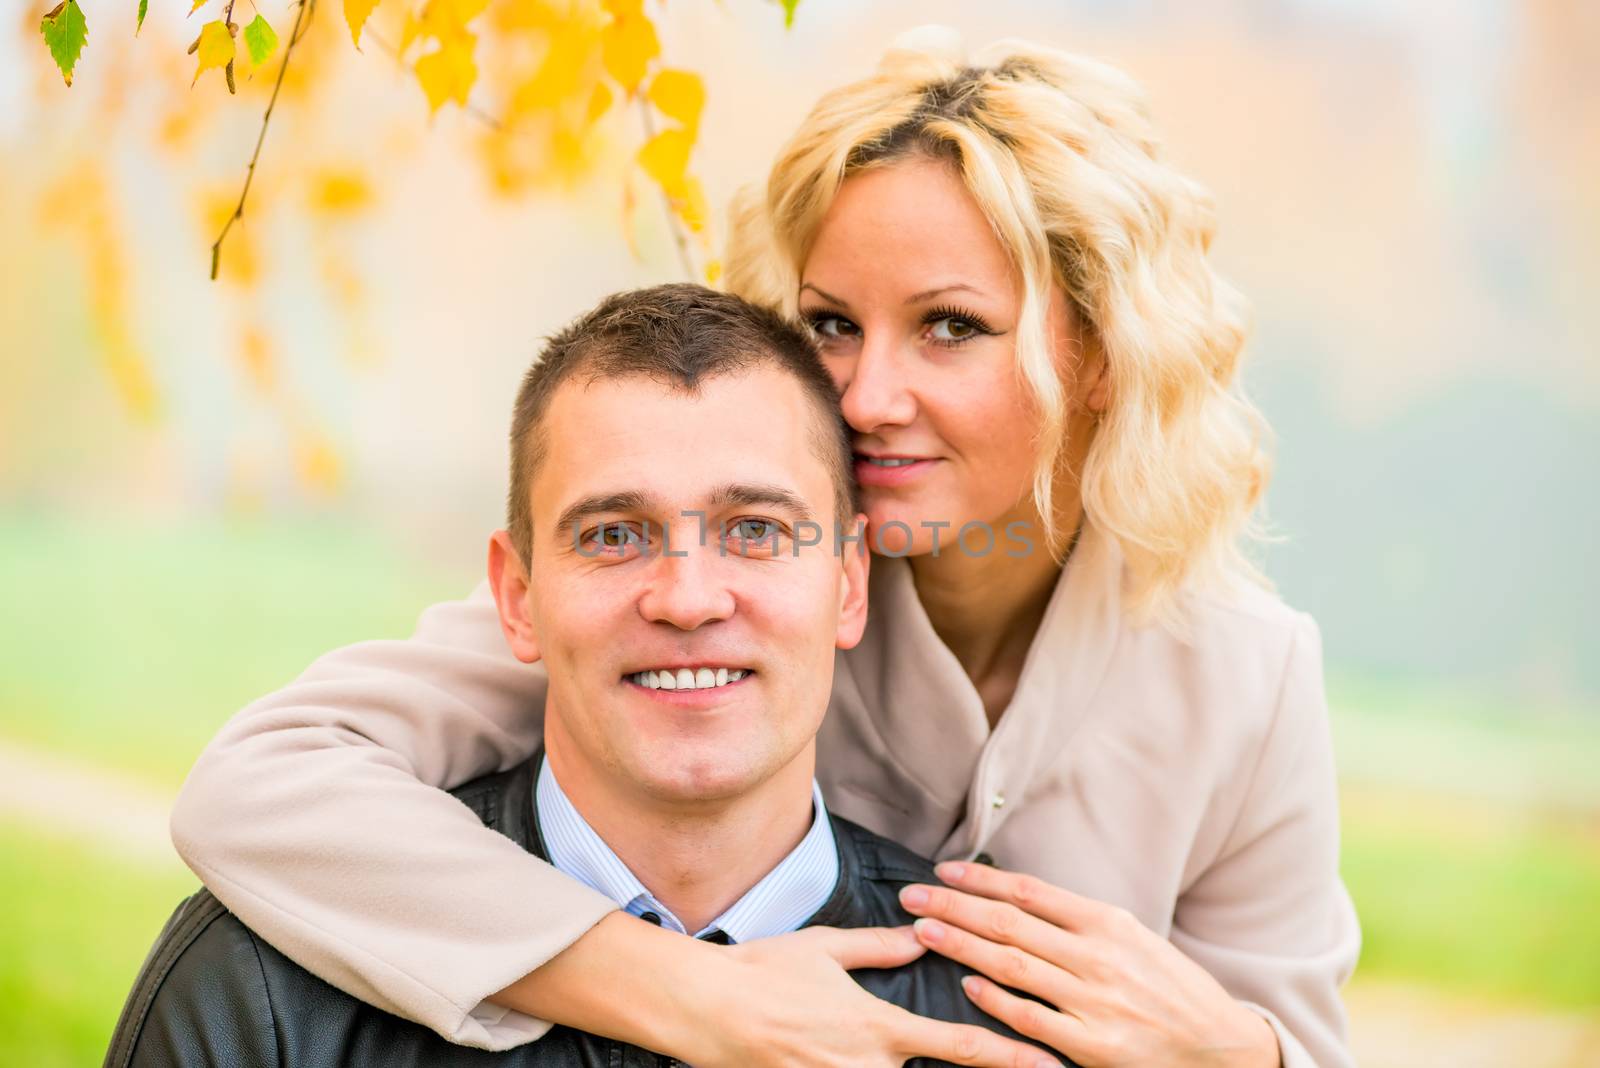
[838,334,917,434]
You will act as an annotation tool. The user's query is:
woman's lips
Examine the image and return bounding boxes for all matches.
[854,455,938,487]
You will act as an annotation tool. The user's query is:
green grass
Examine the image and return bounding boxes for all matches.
[0,818,196,1068]
[0,513,478,786]
[1340,788,1600,1008]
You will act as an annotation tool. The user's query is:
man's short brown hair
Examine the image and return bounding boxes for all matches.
[507,283,857,560]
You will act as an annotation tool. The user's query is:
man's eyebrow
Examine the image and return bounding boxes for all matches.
[554,491,657,538]
[708,482,815,522]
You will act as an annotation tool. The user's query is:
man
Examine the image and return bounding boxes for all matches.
[105,285,1057,1068]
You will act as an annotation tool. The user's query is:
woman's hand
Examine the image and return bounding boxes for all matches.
[683,925,1062,1068]
[897,863,1280,1068]
[504,911,1059,1068]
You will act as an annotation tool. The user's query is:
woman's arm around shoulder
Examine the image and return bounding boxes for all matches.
[1170,610,1360,1068]
[169,581,616,1049]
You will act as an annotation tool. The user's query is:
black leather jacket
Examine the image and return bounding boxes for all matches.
[106,755,1057,1067]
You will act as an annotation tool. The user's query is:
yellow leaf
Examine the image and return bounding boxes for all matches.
[415,32,477,112]
[345,0,381,46]
[671,174,709,233]
[189,0,209,14]
[193,20,234,85]
[398,9,423,53]
[637,127,692,190]
[646,69,703,132]
[419,0,490,36]
[704,258,722,286]
[507,17,601,115]
[586,80,614,125]
[309,170,374,216]
[600,5,658,94]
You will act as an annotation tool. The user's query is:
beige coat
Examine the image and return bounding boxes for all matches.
[171,523,1357,1066]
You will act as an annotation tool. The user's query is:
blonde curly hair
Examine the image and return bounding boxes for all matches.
[724,28,1271,623]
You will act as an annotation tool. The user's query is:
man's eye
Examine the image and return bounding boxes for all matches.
[725,517,787,555]
[733,518,777,540]
[583,522,644,555]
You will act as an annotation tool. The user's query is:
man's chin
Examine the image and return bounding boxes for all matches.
[626,753,769,807]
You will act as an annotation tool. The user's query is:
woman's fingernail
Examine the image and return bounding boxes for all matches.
[961,974,982,996]
[915,918,946,943]
[936,861,966,881]
[900,885,929,908]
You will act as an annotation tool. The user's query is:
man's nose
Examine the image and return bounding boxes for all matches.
[838,333,917,434]
[636,532,736,631]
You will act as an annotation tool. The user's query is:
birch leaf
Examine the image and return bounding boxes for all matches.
[600,2,658,94]
[637,127,692,190]
[243,14,278,68]
[137,0,148,34]
[646,69,703,133]
[40,1,88,87]
[415,34,478,112]
[345,0,381,47]
[193,19,234,86]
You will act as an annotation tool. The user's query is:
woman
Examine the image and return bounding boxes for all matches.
[170,30,1357,1068]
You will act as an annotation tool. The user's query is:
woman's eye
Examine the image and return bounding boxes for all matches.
[808,314,860,340]
[929,316,980,342]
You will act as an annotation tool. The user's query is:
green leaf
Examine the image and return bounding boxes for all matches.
[40,0,88,86]
[137,0,148,35]
[780,0,799,28]
[243,14,278,68]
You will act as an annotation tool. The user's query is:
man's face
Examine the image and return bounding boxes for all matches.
[490,366,869,808]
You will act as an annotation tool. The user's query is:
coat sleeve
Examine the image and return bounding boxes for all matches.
[167,582,618,1051]
[1168,614,1360,1068]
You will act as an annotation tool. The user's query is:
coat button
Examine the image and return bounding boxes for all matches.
[973,852,995,866]
[990,790,1006,809]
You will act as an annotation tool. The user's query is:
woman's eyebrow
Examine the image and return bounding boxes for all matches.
[903,283,984,304]
[798,282,850,308]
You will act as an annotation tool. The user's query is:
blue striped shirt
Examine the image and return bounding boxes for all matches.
[536,755,839,943]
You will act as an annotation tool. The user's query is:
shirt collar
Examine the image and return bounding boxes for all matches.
[535,755,839,943]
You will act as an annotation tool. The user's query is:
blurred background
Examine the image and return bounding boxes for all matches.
[2,0,1597,1064]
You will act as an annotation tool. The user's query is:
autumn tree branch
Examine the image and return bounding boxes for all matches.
[365,24,699,284]
[635,96,697,283]
[210,0,314,281]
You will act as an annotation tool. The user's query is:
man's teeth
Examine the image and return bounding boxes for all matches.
[630,668,748,690]
[864,457,918,467]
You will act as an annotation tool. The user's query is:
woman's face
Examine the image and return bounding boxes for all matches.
[798,157,1093,558]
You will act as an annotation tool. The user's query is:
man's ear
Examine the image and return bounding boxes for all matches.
[488,531,542,664]
[834,514,872,650]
